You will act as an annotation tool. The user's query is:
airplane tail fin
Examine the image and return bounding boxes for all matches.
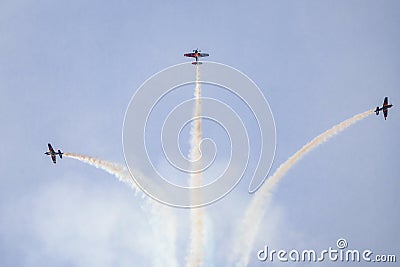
[58,150,63,159]
[375,107,380,115]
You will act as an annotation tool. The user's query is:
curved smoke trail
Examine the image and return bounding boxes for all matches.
[63,153,178,267]
[232,109,374,266]
[63,153,138,192]
[186,65,205,267]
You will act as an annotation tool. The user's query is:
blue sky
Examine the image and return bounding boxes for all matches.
[1,0,399,266]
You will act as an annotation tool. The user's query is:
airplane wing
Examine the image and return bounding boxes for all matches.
[384,109,388,120]
[51,154,56,164]
[383,97,388,107]
[48,143,55,153]
[198,53,209,57]
[184,53,196,58]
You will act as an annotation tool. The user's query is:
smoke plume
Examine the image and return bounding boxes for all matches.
[63,152,178,267]
[186,64,205,267]
[232,109,374,266]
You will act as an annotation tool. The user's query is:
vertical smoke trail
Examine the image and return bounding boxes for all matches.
[147,202,179,267]
[186,64,205,267]
[232,109,374,266]
[63,153,178,267]
[202,214,215,267]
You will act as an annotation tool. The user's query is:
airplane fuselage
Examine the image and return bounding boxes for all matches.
[375,104,392,113]
[45,151,61,156]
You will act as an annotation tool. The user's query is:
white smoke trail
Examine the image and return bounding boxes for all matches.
[232,109,374,266]
[203,214,215,267]
[63,152,139,192]
[147,201,179,267]
[63,153,178,267]
[186,64,205,267]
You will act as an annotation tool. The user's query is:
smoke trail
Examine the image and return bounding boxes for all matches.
[63,153,178,267]
[186,64,205,267]
[63,153,139,192]
[203,214,216,267]
[232,109,374,266]
[147,202,179,267]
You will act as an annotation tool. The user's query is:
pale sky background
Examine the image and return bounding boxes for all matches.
[1,1,399,266]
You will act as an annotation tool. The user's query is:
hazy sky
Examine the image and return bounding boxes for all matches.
[1,1,399,266]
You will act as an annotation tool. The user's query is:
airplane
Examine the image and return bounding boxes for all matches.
[44,143,63,164]
[375,97,393,120]
[184,49,209,65]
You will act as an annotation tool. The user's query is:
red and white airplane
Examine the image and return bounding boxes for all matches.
[184,49,209,65]
[45,143,63,164]
[375,97,393,120]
